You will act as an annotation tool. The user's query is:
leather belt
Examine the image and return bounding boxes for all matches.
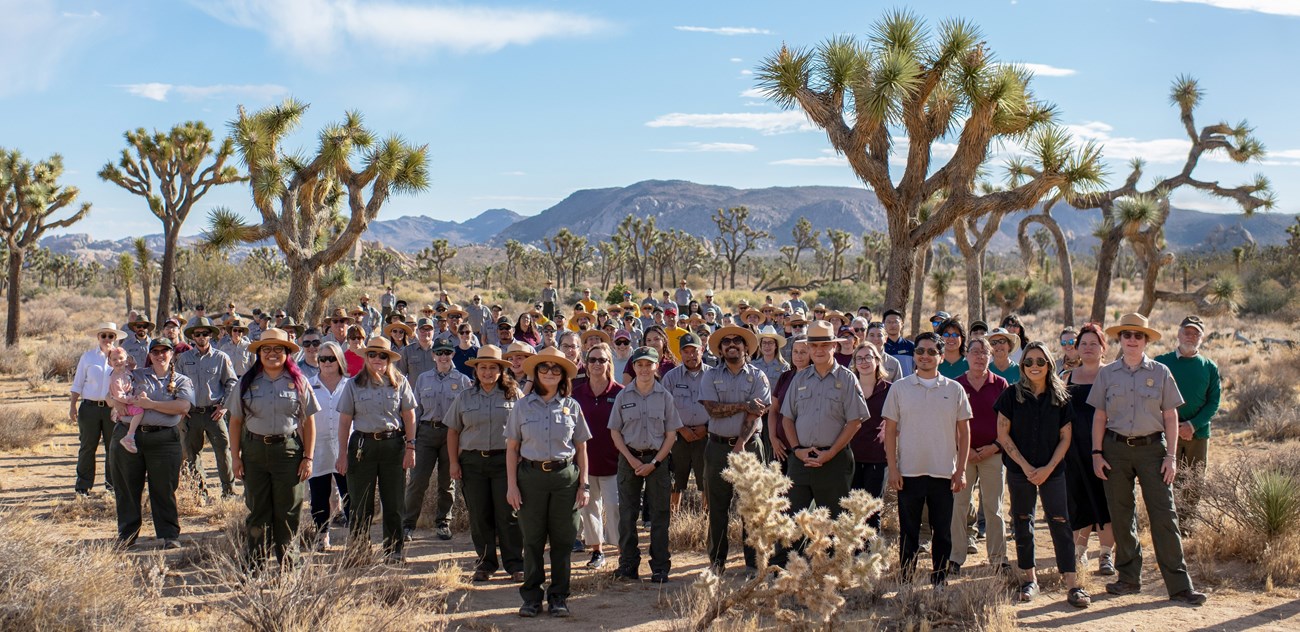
[425,420,448,429]
[83,399,109,407]
[138,425,171,434]
[629,447,659,457]
[248,431,294,444]
[708,432,744,446]
[358,430,400,441]
[524,458,571,472]
[191,405,221,415]
[1106,430,1164,447]
[468,449,506,457]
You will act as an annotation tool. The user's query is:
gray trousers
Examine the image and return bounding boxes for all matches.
[1102,433,1194,595]
[403,422,454,530]
[181,408,235,495]
[76,400,114,492]
[617,452,672,575]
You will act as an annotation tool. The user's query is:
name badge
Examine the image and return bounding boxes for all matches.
[674,384,688,389]
[621,403,636,409]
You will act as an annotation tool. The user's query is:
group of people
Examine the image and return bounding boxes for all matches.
[67,283,1220,616]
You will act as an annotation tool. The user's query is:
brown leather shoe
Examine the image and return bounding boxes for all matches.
[511,571,525,582]
[471,569,492,582]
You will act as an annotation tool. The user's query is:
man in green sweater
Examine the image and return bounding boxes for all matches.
[1155,315,1220,530]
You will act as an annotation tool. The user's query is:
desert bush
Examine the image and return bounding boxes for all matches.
[892,574,1015,631]
[605,283,634,305]
[812,282,883,314]
[0,345,28,375]
[1251,400,1300,442]
[1020,283,1060,315]
[0,407,59,451]
[49,492,117,524]
[18,305,69,339]
[31,339,84,381]
[1198,448,1300,540]
[1223,362,1300,428]
[0,508,153,630]
[669,505,710,554]
[1242,278,1295,316]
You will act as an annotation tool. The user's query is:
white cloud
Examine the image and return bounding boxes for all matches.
[739,69,753,76]
[1064,121,1193,163]
[771,150,846,167]
[1151,0,1300,17]
[730,57,743,62]
[773,138,960,168]
[674,26,771,35]
[1015,63,1077,77]
[60,10,102,19]
[740,87,765,99]
[194,0,610,59]
[0,2,99,96]
[120,83,290,102]
[1171,190,1249,213]
[646,111,814,135]
[651,142,758,153]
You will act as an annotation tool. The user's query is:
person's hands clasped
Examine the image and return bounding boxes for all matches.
[1178,422,1194,442]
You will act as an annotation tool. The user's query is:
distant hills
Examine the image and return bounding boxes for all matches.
[42,180,1295,261]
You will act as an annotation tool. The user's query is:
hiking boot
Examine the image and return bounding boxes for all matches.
[518,602,542,618]
[435,525,452,541]
[1169,589,1207,606]
[650,571,670,584]
[549,599,570,617]
[613,568,640,581]
[1105,580,1141,596]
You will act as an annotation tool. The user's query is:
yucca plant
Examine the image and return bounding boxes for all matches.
[1248,470,1300,540]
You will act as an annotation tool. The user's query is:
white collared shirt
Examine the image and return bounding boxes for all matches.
[309,375,351,478]
[71,348,113,400]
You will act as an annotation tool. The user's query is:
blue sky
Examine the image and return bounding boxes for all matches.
[6,0,1299,240]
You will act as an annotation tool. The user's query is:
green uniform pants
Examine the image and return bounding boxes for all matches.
[1102,433,1194,596]
[617,452,672,575]
[241,433,305,565]
[517,461,580,605]
[403,423,454,530]
[461,451,523,574]
[773,447,853,567]
[76,400,114,493]
[346,434,406,556]
[704,436,763,569]
[109,424,181,544]
[183,409,235,496]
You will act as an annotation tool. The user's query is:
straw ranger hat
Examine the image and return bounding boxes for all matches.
[708,325,759,356]
[580,329,611,346]
[465,345,512,370]
[384,321,414,339]
[94,322,127,341]
[1105,313,1162,342]
[327,307,354,323]
[787,311,809,327]
[986,327,1022,353]
[522,346,578,379]
[361,336,402,361]
[503,340,537,359]
[804,320,846,344]
[248,328,301,355]
[755,325,788,350]
[444,303,468,318]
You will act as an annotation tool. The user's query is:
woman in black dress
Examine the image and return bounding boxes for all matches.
[1062,323,1115,576]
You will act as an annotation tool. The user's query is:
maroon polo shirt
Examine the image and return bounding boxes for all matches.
[850,379,892,463]
[834,352,853,368]
[956,371,1009,450]
[771,368,798,445]
[571,377,624,477]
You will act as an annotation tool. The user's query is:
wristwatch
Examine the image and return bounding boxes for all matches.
[1091,449,1104,455]
[650,459,660,468]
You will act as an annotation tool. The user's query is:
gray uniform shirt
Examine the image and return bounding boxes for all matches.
[398,342,437,381]
[176,346,237,408]
[661,364,711,428]
[228,372,321,436]
[1086,355,1184,437]
[698,362,771,437]
[122,336,151,370]
[608,382,682,451]
[336,377,417,433]
[780,363,870,448]
[752,356,789,389]
[434,331,481,347]
[414,368,473,424]
[675,288,693,307]
[444,386,518,451]
[131,368,195,428]
[218,338,253,377]
[505,393,592,461]
[466,303,492,333]
[541,287,558,303]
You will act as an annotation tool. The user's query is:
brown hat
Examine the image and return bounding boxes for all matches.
[503,340,537,359]
[127,317,156,332]
[361,336,402,361]
[787,311,809,327]
[580,329,611,346]
[465,345,512,370]
[248,328,301,355]
[522,346,578,379]
[444,303,468,319]
[279,317,304,337]
[327,307,354,323]
[803,320,845,344]
[225,318,250,333]
[1105,313,1162,342]
[708,325,759,356]
[384,321,414,339]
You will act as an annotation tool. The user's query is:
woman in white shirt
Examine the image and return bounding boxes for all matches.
[307,341,351,549]
[70,322,126,495]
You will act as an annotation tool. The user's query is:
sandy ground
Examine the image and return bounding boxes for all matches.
[4,383,1300,631]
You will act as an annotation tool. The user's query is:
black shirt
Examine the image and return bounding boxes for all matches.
[994,387,1072,478]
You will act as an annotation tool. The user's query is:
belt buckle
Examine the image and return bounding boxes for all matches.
[541,460,555,472]
[1125,435,1140,447]
[262,435,277,444]
[480,450,491,458]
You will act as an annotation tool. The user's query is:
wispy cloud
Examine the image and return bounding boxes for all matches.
[729,57,743,62]
[60,10,102,19]
[1151,0,1300,17]
[120,83,290,102]
[1065,121,1192,163]
[646,111,812,135]
[772,139,959,168]
[651,142,757,153]
[0,2,100,97]
[500,170,527,176]
[1014,63,1077,77]
[740,87,765,99]
[674,26,771,36]
[771,150,846,167]
[194,0,610,60]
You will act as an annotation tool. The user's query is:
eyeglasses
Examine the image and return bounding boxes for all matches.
[434,350,453,356]
[275,314,286,319]
[536,363,563,375]
[914,348,941,356]
[941,332,961,338]
[302,340,321,347]
[587,357,610,364]
[1022,357,1049,368]
[148,348,171,356]
[498,326,512,331]
[318,356,338,363]
[99,333,117,340]
[332,319,350,324]
[366,352,389,359]
[560,344,579,350]
[1060,338,1076,346]
[1120,331,1147,340]
[854,355,875,363]
[720,336,746,346]
[259,346,286,355]
[990,339,1010,346]
[614,340,630,346]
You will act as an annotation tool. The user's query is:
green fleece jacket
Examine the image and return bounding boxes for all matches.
[1155,351,1221,439]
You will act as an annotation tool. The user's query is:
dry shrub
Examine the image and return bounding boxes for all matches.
[1189,447,1300,585]
[0,508,153,630]
[0,406,59,451]
[1222,350,1300,428]
[18,306,70,339]
[0,345,29,375]
[1251,400,1300,442]
[49,492,117,524]
[31,339,84,381]
[893,575,1016,632]
[670,505,710,553]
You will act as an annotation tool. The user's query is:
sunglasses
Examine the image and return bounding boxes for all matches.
[318,356,338,363]
[1060,338,1076,346]
[191,332,212,338]
[990,339,1010,346]
[720,336,745,346]
[259,346,286,355]
[275,314,286,319]
[852,328,865,333]
[941,332,961,338]
[614,340,630,346]
[1120,331,1147,340]
[914,348,941,356]
[348,336,365,341]
[536,363,564,375]
[498,326,512,331]
[365,351,389,359]
[302,340,321,347]
[99,333,117,340]
[1022,357,1050,368]
[458,330,471,335]
[148,348,171,355]
[587,357,610,364]
[332,319,350,324]
[434,350,453,356]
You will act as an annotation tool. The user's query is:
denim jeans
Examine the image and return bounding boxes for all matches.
[1006,468,1075,573]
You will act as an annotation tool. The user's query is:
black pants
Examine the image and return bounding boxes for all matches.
[898,475,953,584]
[109,424,181,544]
[461,451,523,574]
[851,461,887,531]
[774,448,854,567]
[76,400,114,492]
[308,472,350,532]
[1008,469,1076,573]
[617,453,672,575]
[346,434,406,555]
[704,437,762,570]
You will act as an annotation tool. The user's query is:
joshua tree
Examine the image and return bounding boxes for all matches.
[0,150,92,345]
[116,253,135,312]
[713,206,770,289]
[133,238,153,319]
[757,11,1102,310]
[99,122,244,323]
[930,267,955,312]
[204,100,429,323]
[419,238,457,292]
[1014,193,1077,326]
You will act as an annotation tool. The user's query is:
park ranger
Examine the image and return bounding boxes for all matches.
[403,338,472,542]
[466,295,493,337]
[609,346,681,583]
[399,317,439,381]
[435,304,480,346]
[698,324,771,577]
[176,317,239,499]
[661,331,710,513]
[218,318,254,377]
[122,316,155,369]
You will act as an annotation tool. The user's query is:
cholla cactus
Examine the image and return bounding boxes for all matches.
[692,452,887,630]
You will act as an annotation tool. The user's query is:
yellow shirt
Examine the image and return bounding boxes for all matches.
[578,298,598,314]
[663,326,688,362]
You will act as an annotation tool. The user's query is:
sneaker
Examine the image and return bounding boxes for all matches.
[162,538,182,550]
[587,551,606,569]
[1169,589,1207,606]
[120,435,138,454]
[1098,552,1116,576]
[967,535,978,555]
[435,525,452,541]
[316,532,331,552]
[613,568,640,581]
[549,599,570,617]
[1018,582,1039,602]
[1105,580,1141,596]
[650,571,669,584]
[918,541,931,555]
[946,561,962,578]
[518,602,541,618]
[572,539,586,553]
[1067,587,1092,608]
[403,528,414,542]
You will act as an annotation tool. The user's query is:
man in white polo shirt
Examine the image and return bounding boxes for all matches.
[883,331,971,585]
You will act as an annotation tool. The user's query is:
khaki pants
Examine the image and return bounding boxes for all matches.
[950,457,1007,566]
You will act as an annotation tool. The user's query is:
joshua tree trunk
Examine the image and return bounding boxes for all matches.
[909,243,931,336]
[1089,226,1124,324]
[5,249,24,346]
[1017,207,1076,327]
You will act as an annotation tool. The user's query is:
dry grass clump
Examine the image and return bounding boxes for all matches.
[18,306,70,339]
[1220,350,1300,428]
[31,339,84,381]
[670,505,710,553]
[0,345,29,375]
[1250,400,1300,443]
[892,574,1016,631]
[49,492,117,524]
[0,406,59,451]
[0,508,154,630]
[1188,447,1300,585]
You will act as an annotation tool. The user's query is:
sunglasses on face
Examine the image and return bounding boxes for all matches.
[332,319,349,324]
[148,348,171,356]
[275,314,286,319]
[941,332,960,338]
[587,357,610,364]
[192,332,212,338]
[366,352,389,360]
[914,348,941,356]
[1060,338,1076,346]
[99,333,117,340]
[301,340,321,347]
[458,330,471,335]
[318,356,338,363]
[434,350,453,356]
[1022,357,1050,368]
[852,328,865,333]
[260,347,286,355]
[498,326,511,331]
[720,336,746,346]
[1120,331,1147,340]
[614,340,630,346]
[537,363,563,375]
